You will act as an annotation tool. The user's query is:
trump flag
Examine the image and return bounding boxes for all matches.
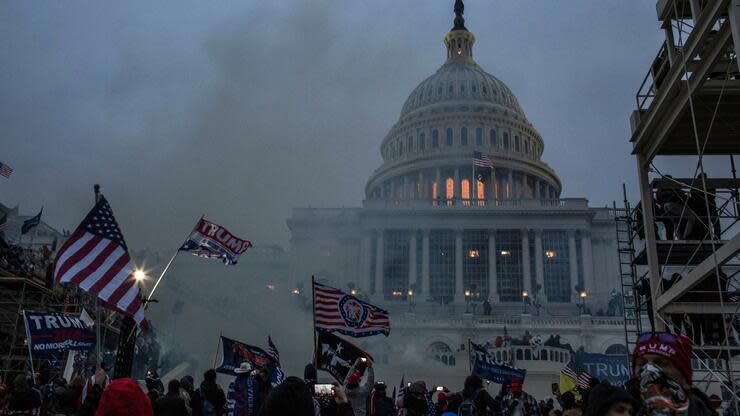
[179,218,252,265]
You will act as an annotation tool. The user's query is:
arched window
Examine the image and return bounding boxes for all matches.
[399,141,404,156]
[475,128,483,145]
[525,349,532,360]
[446,128,453,146]
[477,180,485,200]
[503,133,510,150]
[490,129,498,147]
[525,140,529,154]
[482,86,488,95]
[432,181,438,200]
[432,129,439,148]
[420,133,426,150]
[446,178,454,200]
[542,350,548,360]
[515,136,520,152]
[461,179,470,200]
[407,136,414,151]
[461,128,468,146]
[516,349,523,360]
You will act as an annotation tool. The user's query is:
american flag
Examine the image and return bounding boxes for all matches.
[267,336,280,364]
[473,151,493,168]
[52,196,146,329]
[561,358,593,389]
[313,281,390,337]
[0,161,12,178]
[266,336,285,385]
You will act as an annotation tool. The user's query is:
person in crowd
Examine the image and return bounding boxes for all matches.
[632,332,715,416]
[343,359,374,416]
[366,382,394,416]
[79,366,109,416]
[6,374,41,414]
[147,370,165,406]
[259,377,354,416]
[200,369,227,416]
[182,375,203,416]
[396,380,430,416]
[154,378,190,416]
[227,362,263,416]
[501,379,541,416]
[96,377,154,416]
[560,391,581,416]
[584,382,637,416]
[448,375,498,416]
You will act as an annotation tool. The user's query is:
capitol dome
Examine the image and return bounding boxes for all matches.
[365,2,561,205]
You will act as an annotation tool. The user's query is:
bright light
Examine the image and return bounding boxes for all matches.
[522,290,529,298]
[134,269,146,282]
[266,283,275,290]
[407,290,414,297]
[545,250,556,259]
[464,290,471,297]
[500,250,511,256]
[468,250,480,258]
[291,288,301,295]
[392,291,403,297]
[580,291,588,298]
[350,289,358,296]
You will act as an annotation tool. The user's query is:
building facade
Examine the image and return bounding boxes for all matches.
[287,3,625,395]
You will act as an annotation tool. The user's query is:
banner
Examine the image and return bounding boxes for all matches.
[180,218,252,265]
[315,332,373,383]
[23,311,96,356]
[574,352,630,386]
[313,281,390,337]
[470,341,526,384]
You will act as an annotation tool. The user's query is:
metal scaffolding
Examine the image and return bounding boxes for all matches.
[629,0,740,404]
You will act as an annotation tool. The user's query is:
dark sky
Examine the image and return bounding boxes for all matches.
[2,1,667,251]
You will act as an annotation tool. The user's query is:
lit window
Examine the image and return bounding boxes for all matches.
[461,179,470,200]
[468,250,480,258]
[446,178,454,200]
[432,181,438,200]
[477,180,485,200]
[500,250,511,256]
[545,250,557,259]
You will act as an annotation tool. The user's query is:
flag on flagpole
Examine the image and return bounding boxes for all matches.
[472,151,493,168]
[52,196,147,329]
[313,281,390,337]
[0,162,12,178]
[315,331,373,383]
[179,217,252,265]
[21,208,42,234]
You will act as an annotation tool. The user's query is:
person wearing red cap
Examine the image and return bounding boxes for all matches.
[501,378,540,416]
[632,332,715,416]
[342,358,374,416]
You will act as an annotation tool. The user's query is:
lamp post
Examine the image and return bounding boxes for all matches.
[464,290,472,314]
[579,290,588,314]
[522,290,529,314]
[407,289,414,312]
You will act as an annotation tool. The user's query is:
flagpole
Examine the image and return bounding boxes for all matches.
[468,338,472,374]
[213,331,222,368]
[22,310,36,384]
[94,185,102,365]
[312,275,317,367]
[145,215,203,308]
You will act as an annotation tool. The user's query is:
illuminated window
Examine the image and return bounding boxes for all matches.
[468,250,480,258]
[432,181,438,200]
[500,250,512,256]
[545,250,557,259]
[477,180,485,200]
[446,178,454,200]
[461,179,470,200]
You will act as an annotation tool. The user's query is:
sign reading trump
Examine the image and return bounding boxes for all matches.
[23,312,96,355]
[179,217,252,265]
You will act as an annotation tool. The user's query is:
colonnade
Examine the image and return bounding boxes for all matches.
[359,228,593,304]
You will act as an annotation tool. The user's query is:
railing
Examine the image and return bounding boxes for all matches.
[395,313,624,329]
[363,197,589,210]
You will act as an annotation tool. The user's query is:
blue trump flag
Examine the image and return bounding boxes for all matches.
[216,336,284,385]
[470,341,526,384]
[21,208,42,235]
[23,311,96,356]
[574,352,630,386]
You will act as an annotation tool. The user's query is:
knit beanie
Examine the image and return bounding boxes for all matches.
[632,333,692,382]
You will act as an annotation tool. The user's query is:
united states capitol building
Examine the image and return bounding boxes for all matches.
[286,2,626,396]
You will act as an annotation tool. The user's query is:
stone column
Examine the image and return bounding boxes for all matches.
[418,171,424,200]
[521,229,532,294]
[435,169,442,203]
[421,230,430,296]
[581,231,594,296]
[455,230,464,303]
[408,231,417,289]
[454,168,460,204]
[360,232,373,293]
[568,230,579,302]
[507,169,514,200]
[534,179,541,200]
[534,229,546,302]
[390,181,396,200]
[374,230,384,297]
[490,168,497,205]
[488,230,499,302]
[403,175,409,200]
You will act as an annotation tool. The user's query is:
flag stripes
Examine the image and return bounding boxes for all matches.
[313,282,390,337]
[0,162,12,178]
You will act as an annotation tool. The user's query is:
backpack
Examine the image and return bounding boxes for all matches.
[458,388,483,416]
[373,396,395,416]
[202,398,217,416]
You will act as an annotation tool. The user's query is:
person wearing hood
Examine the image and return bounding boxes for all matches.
[200,369,227,416]
[146,370,165,406]
[96,377,154,416]
[584,382,637,416]
[155,379,190,416]
[632,332,715,416]
[343,358,374,416]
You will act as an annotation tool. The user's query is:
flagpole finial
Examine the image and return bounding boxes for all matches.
[94,184,101,203]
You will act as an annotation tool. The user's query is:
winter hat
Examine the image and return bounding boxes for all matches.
[632,333,693,382]
[584,382,638,416]
[346,371,361,386]
[96,378,153,416]
[410,380,427,394]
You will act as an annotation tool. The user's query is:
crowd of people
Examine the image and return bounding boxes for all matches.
[0,332,733,416]
[0,239,53,282]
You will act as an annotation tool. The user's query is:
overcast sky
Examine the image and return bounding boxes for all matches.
[2,1,668,251]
